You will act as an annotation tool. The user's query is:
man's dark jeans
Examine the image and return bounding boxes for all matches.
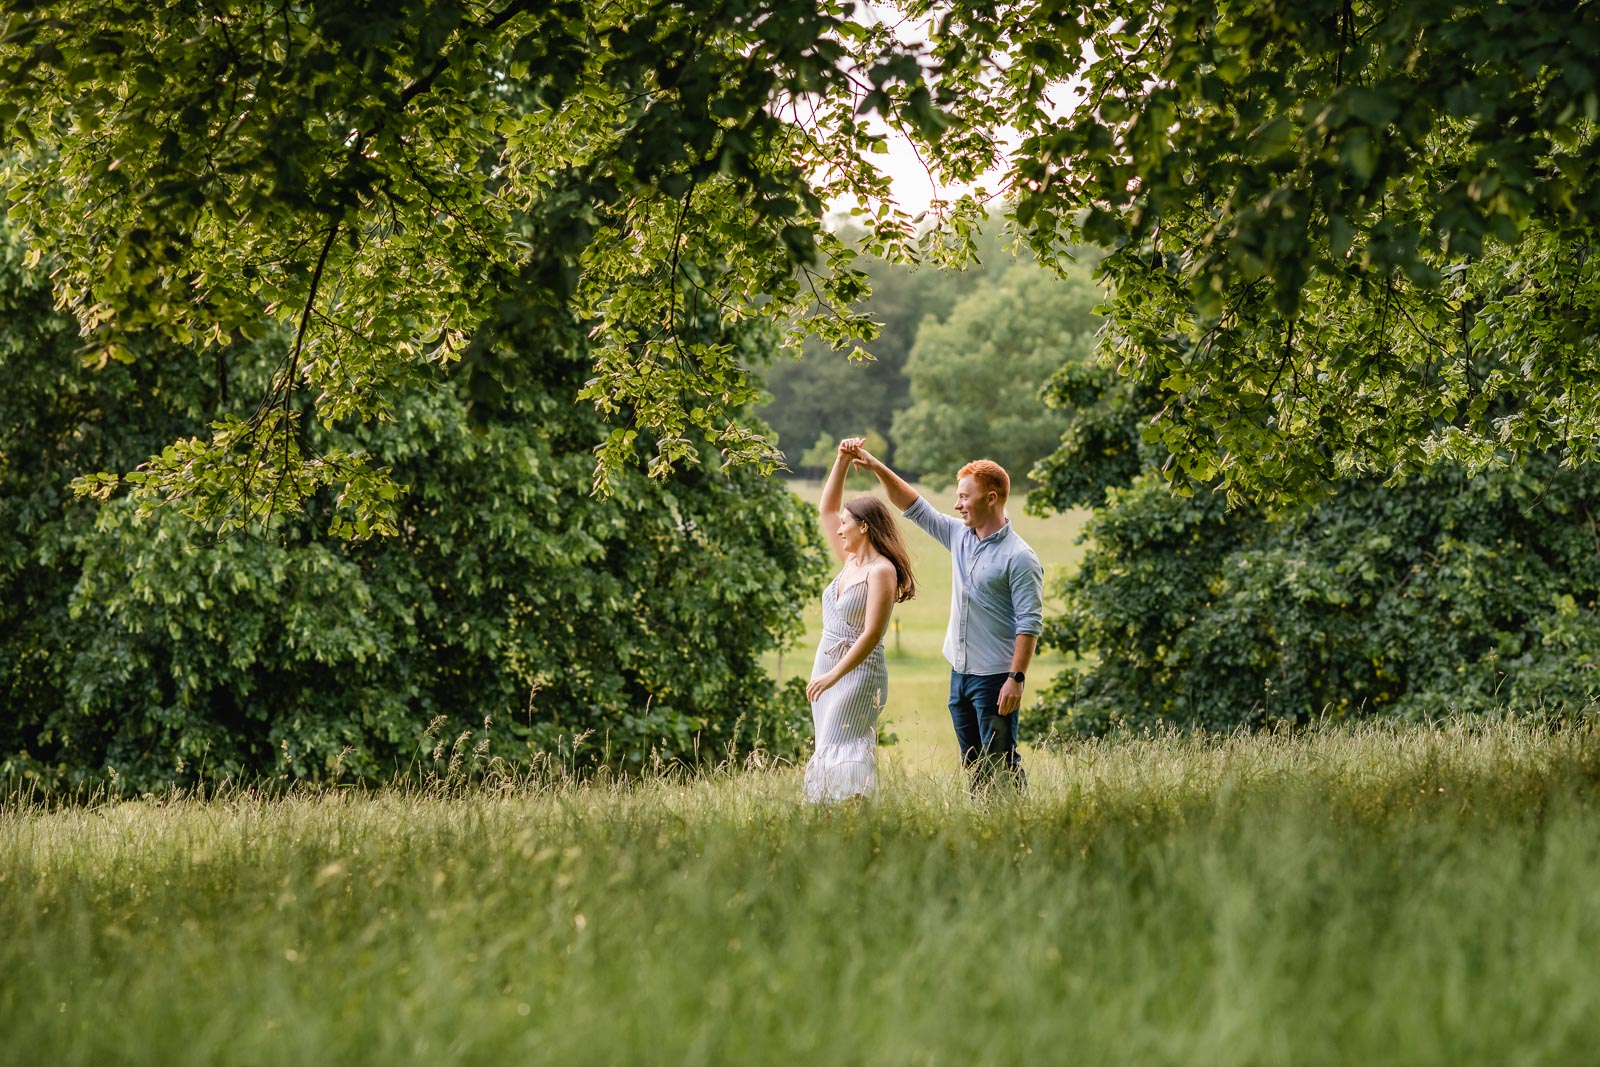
[948,670,1024,792]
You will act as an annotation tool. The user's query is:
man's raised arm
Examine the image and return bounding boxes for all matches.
[847,444,918,511]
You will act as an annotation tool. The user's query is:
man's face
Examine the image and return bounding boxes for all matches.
[955,475,997,529]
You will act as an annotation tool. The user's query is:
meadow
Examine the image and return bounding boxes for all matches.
[766,478,1091,769]
[7,719,1600,1065]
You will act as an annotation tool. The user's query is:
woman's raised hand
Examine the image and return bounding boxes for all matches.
[843,437,882,471]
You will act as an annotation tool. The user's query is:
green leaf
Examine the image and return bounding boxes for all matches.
[1340,129,1380,183]
[1081,207,1121,246]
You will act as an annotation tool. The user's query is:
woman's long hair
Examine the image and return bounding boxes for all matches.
[843,495,917,603]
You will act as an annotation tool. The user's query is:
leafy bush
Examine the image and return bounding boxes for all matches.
[1027,354,1600,739]
[0,239,824,792]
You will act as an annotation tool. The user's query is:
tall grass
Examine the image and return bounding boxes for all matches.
[5,719,1600,1065]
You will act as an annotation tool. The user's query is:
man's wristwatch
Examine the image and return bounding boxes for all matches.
[1007,671,1026,684]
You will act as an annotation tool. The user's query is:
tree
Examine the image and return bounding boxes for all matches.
[1024,350,1600,739]
[892,260,1101,487]
[0,233,824,791]
[8,2,1600,524]
[927,0,1600,502]
[761,342,894,472]
[0,0,974,533]
[759,221,1024,474]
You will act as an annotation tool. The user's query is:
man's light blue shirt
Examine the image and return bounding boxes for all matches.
[902,496,1045,676]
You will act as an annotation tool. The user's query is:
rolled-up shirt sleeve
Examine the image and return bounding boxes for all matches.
[901,495,962,552]
[1010,552,1045,637]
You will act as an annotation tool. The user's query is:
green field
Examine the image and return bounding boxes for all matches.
[765,479,1090,772]
[7,720,1600,1065]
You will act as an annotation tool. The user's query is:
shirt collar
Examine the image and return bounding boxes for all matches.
[972,519,1012,546]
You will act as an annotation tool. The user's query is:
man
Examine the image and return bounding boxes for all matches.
[844,439,1044,789]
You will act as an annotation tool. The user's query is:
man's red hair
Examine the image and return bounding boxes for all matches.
[958,459,1010,502]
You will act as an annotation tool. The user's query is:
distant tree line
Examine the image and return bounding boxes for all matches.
[759,226,1103,488]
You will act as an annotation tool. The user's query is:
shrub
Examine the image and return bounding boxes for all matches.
[1026,349,1600,738]
[0,237,824,791]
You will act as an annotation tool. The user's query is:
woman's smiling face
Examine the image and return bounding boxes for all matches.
[836,508,868,553]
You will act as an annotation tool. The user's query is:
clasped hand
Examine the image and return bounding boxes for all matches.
[838,436,871,468]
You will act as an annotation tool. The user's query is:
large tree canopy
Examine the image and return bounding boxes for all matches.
[949,0,1600,500]
[1024,344,1600,737]
[0,0,977,532]
[4,0,1599,524]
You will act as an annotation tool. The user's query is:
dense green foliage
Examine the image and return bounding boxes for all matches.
[0,240,823,791]
[892,260,1100,487]
[1039,465,1600,736]
[1027,360,1600,737]
[7,1,1600,520]
[9,0,1600,768]
[0,0,961,527]
[9,722,1600,1064]
[933,0,1600,501]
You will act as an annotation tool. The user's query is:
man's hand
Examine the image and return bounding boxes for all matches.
[849,443,882,472]
[997,677,1024,716]
[839,436,866,461]
[845,440,913,509]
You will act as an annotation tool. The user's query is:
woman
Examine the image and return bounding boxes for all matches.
[804,437,916,802]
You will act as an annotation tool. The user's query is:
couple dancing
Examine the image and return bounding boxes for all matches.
[803,437,1045,802]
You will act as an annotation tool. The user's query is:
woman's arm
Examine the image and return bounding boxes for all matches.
[806,564,896,701]
[818,438,858,565]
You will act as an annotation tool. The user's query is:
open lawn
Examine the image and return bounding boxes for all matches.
[765,479,1090,772]
[7,720,1600,1065]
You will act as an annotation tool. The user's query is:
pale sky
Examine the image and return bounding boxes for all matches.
[823,3,1016,221]
[822,125,1019,230]
[823,2,1085,221]
[883,130,1008,216]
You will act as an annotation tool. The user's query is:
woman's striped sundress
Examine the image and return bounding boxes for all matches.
[804,573,887,802]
